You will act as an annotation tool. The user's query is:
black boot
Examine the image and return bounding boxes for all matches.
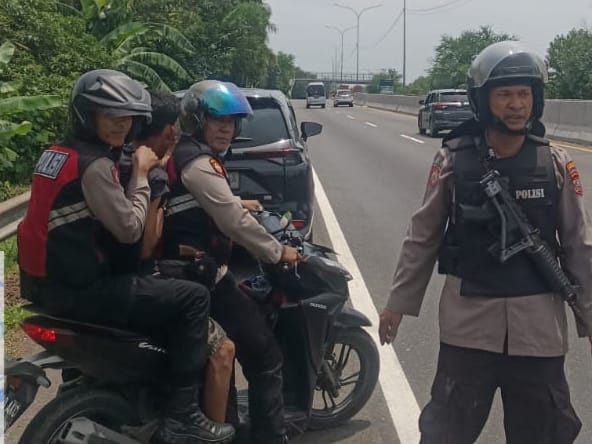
[151,385,235,444]
[248,364,286,444]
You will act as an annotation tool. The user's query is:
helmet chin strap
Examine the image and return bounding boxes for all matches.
[488,113,532,136]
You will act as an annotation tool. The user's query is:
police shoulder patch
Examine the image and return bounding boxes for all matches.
[34,150,69,179]
[209,157,225,177]
[566,160,583,196]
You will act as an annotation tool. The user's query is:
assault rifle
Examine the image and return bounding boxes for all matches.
[479,169,592,334]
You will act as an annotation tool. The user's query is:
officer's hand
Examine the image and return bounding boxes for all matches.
[279,246,301,268]
[242,200,263,212]
[379,309,403,345]
[133,145,159,176]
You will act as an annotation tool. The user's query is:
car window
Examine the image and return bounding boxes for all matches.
[439,92,468,102]
[337,90,352,97]
[232,98,290,148]
[307,85,325,96]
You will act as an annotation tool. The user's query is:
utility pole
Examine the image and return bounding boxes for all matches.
[403,0,407,86]
[325,25,356,82]
[334,3,383,81]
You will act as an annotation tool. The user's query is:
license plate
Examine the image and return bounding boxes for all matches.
[228,171,240,190]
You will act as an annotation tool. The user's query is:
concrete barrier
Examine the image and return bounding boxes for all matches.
[355,93,592,145]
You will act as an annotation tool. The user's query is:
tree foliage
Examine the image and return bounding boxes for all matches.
[546,27,592,99]
[366,69,403,94]
[428,26,516,89]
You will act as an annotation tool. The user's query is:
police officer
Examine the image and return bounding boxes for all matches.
[378,41,592,444]
[161,80,300,444]
[17,70,234,444]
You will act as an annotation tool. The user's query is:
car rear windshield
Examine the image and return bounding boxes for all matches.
[337,90,352,96]
[439,92,468,102]
[307,85,325,96]
[232,98,290,149]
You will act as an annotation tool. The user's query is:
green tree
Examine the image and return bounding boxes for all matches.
[402,75,432,95]
[366,69,403,94]
[0,0,114,182]
[0,41,63,171]
[546,27,592,99]
[429,26,515,89]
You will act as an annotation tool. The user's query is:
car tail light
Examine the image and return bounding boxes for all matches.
[22,322,58,343]
[291,220,305,230]
[434,103,448,109]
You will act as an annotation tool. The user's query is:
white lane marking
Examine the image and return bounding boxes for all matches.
[365,122,378,128]
[347,115,356,120]
[400,134,425,144]
[312,168,421,444]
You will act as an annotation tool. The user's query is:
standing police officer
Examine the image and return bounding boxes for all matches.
[379,41,592,444]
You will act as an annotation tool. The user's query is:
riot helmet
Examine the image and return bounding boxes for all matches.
[467,41,547,134]
[70,69,152,143]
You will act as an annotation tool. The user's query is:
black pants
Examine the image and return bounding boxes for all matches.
[24,273,210,385]
[419,343,582,444]
[210,272,285,444]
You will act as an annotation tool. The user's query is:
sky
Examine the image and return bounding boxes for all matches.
[264,0,592,83]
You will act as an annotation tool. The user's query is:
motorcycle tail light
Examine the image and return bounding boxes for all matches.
[291,220,305,230]
[21,323,58,343]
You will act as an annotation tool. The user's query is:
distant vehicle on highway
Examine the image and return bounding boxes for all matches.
[418,89,473,137]
[333,89,354,107]
[306,82,326,109]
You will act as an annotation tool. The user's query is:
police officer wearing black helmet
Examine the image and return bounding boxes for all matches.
[379,41,592,443]
[18,69,235,444]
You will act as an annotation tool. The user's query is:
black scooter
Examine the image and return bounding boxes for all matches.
[4,212,380,443]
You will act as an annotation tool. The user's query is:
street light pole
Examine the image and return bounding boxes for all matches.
[334,3,382,82]
[325,25,356,82]
[403,0,407,86]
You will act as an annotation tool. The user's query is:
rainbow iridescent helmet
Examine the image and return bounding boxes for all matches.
[179,80,253,138]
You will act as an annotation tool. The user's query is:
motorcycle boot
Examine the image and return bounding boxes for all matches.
[151,385,235,444]
[248,363,287,444]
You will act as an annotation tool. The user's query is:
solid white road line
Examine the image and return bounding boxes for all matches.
[347,115,356,120]
[312,168,421,444]
[400,134,425,144]
[365,122,378,128]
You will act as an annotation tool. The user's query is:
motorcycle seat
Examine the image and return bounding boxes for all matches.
[22,303,158,340]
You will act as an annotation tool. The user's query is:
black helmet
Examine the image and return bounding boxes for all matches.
[70,69,152,141]
[467,41,547,129]
[179,80,253,140]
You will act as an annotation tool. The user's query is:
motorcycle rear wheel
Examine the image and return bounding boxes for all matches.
[309,327,379,429]
[18,386,137,444]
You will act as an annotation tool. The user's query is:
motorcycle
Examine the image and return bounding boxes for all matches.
[4,211,380,443]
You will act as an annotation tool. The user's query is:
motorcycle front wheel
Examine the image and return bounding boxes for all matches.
[309,327,379,430]
[18,386,138,444]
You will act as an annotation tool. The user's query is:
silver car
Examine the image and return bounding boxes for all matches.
[333,89,354,107]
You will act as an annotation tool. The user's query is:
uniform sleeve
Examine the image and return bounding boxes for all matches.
[181,157,283,263]
[552,146,592,337]
[385,148,453,315]
[81,157,150,244]
[148,167,169,201]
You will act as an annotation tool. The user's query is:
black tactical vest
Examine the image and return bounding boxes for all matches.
[438,134,559,297]
[161,137,233,265]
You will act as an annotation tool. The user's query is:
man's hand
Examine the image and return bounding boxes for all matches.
[379,309,403,345]
[133,145,159,176]
[279,246,301,268]
[242,200,263,212]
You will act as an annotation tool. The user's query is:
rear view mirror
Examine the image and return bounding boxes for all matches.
[301,122,322,141]
[419,99,425,105]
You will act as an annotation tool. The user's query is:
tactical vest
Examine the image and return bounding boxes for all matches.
[18,139,110,288]
[161,137,233,265]
[438,134,559,297]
